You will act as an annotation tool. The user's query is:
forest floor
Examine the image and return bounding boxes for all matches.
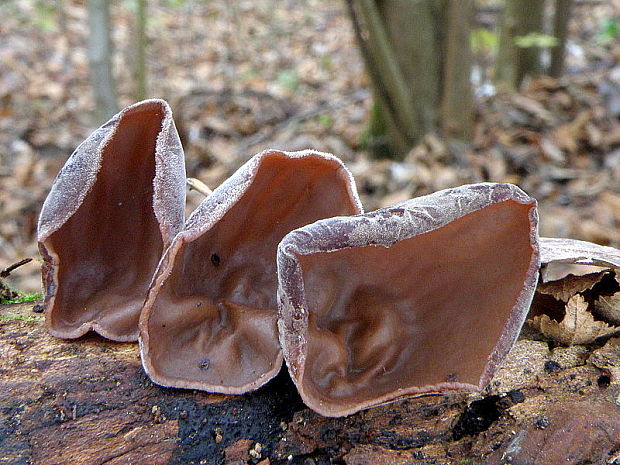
[1,1,620,464]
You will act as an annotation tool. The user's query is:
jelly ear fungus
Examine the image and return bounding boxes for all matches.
[277,183,540,417]
[38,99,186,342]
[139,150,362,394]
[540,237,620,269]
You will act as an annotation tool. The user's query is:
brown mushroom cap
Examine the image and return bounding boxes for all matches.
[38,99,186,341]
[277,183,540,417]
[139,149,363,394]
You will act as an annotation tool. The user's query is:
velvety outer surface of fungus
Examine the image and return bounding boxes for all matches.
[38,100,186,341]
[277,183,540,417]
[139,150,362,394]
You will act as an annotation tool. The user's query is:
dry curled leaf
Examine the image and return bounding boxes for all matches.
[594,292,620,326]
[533,237,620,345]
[540,237,620,269]
[530,294,618,345]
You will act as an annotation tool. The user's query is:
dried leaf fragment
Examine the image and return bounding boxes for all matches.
[530,295,617,345]
[594,292,620,326]
[529,270,620,344]
[540,237,620,269]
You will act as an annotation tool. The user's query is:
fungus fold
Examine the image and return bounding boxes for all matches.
[277,183,540,416]
[139,149,362,394]
[38,99,186,341]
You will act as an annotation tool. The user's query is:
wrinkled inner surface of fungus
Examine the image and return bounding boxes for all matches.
[45,104,164,339]
[296,200,534,409]
[145,154,360,391]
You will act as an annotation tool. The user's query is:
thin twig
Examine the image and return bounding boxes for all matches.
[1,258,33,278]
[187,178,213,197]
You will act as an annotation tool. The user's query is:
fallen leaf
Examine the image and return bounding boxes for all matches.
[593,287,620,326]
[511,95,554,124]
[551,111,590,154]
[530,294,618,345]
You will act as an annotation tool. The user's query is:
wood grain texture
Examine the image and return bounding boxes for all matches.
[1,301,619,465]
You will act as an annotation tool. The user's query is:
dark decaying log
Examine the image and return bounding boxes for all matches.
[1,301,619,465]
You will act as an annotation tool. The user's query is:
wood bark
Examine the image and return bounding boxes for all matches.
[495,0,545,91]
[87,0,118,125]
[349,0,474,158]
[550,0,573,77]
[348,0,421,155]
[2,301,620,465]
[441,0,475,140]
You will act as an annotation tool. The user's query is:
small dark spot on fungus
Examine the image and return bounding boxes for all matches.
[535,417,550,429]
[210,253,220,267]
[198,359,211,370]
[446,373,459,382]
[544,360,562,373]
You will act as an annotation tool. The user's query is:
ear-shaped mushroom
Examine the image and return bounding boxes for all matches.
[540,237,620,269]
[277,183,540,416]
[38,99,186,341]
[139,150,362,394]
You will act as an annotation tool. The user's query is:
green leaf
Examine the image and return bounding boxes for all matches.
[514,33,559,48]
[470,28,498,54]
[2,292,43,305]
[0,314,42,323]
[597,18,618,44]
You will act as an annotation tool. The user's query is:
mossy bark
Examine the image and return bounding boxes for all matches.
[495,0,545,91]
[441,0,475,141]
[550,0,573,78]
[349,0,473,159]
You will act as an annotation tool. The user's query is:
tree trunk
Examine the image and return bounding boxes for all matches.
[348,0,421,156]
[135,0,147,100]
[2,301,619,465]
[495,0,545,91]
[549,0,573,77]
[441,0,475,140]
[87,0,118,125]
[349,0,473,159]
